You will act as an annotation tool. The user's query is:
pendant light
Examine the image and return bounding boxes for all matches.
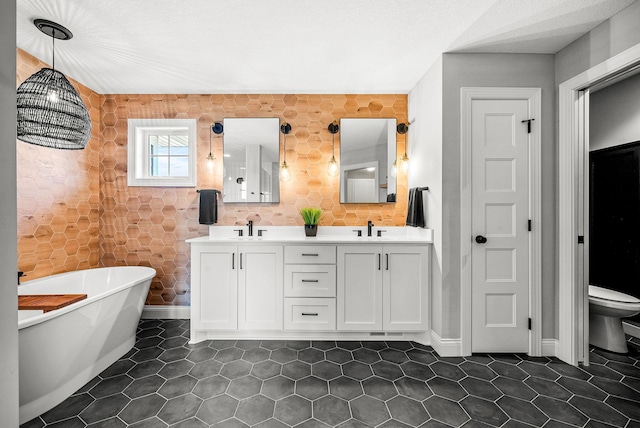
[397,122,410,173]
[280,122,292,181]
[327,121,339,177]
[17,19,92,150]
[207,122,223,172]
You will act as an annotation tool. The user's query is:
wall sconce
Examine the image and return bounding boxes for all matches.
[280,122,292,181]
[17,19,92,149]
[327,121,339,177]
[207,122,223,172]
[397,122,410,173]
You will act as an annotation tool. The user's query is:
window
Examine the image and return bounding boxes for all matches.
[127,118,197,187]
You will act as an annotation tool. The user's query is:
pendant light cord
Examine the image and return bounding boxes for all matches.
[52,34,55,70]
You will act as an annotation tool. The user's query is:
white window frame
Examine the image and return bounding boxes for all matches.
[127,118,197,187]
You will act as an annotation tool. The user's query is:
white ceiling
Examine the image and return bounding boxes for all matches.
[16,0,636,94]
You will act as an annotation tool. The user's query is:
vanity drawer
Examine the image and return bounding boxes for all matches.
[284,298,336,331]
[284,265,336,297]
[285,245,336,264]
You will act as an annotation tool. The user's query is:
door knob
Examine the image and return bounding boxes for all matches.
[475,235,487,244]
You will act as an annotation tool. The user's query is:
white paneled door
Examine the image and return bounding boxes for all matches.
[471,99,530,353]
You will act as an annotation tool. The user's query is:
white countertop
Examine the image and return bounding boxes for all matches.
[187,226,433,244]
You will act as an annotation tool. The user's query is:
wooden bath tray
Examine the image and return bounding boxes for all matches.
[18,294,87,312]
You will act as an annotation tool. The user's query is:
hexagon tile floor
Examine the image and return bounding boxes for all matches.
[22,320,640,428]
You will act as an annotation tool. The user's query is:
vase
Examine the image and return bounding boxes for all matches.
[304,224,318,237]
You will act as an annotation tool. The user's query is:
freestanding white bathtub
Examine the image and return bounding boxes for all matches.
[18,266,155,424]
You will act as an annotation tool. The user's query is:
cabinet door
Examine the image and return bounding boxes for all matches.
[192,245,238,330]
[337,245,383,331]
[383,245,430,331]
[238,245,283,330]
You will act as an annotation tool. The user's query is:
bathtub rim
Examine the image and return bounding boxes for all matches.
[18,266,156,330]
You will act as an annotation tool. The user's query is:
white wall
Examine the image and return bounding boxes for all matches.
[0,1,19,425]
[408,56,443,336]
[590,72,640,151]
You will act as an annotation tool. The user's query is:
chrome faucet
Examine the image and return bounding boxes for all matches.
[367,220,374,237]
[247,220,253,237]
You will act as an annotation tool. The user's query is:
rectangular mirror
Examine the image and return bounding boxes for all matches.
[223,118,280,203]
[340,118,397,203]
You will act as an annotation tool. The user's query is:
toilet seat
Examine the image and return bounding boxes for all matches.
[589,285,640,310]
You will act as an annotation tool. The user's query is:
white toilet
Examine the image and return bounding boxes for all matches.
[589,285,640,353]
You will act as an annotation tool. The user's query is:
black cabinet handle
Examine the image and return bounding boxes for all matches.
[301,279,319,283]
[386,253,389,270]
[475,235,488,244]
[302,253,319,257]
[301,312,319,316]
[232,253,235,269]
[240,253,243,269]
[378,253,381,270]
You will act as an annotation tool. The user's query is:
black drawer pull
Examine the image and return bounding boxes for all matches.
[301,279,319,283]
[302,253,319,256]
[301,312,319,316]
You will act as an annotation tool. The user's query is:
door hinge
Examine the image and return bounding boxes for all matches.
[528,318,532,330]
[521,118,535,133]
[578,235,584,244]
[528,219,532,232]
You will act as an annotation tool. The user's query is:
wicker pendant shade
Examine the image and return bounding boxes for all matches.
[17,68,92,149]
[16,19,92,150]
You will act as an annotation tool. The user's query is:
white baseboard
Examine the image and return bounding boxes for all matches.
[541,339,558,357]
[141,305,190,319]
[623,321,640,339]
[430,331,463,357]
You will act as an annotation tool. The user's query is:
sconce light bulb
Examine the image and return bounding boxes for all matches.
[390,160,397,178]
[401,153,409,173]
[328,157,339,177]
[206,153,215,172]
[280,162,291,181]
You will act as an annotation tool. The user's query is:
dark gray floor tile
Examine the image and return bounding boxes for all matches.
[361,341,388,351]
[380,349,410,364]
[158,375,197,399]
[119,394,167,425]
[493,355,522,365]
[296,376,329,400]
[406,348,438,365]
[251,360,282,380]
[192,375,230,399]
[295,419,331,427]
[557,376,608,400]
[465,355,494,365]
[241,347,270,363]
[371,360,404,380]
[314,395,351,426]
[460,396,509,427]
[535,396,588,426]
[274,395,312,426]
[101,359,136,378]
[138,327,163,338]
[326,348,353,364]
[236,394,275,425]
[169,417,207,428]
[402,361,436,381]
[343,360,374,380]
[157,394,202,425]
[330,376,364,400]
[378,420,413,428]
[428,376,468,401]
[159,337,188,350]
[581,363,624,381]
[254,418,288,428]
[47,417,86,428]
[605,396,640,420]
[196,394,239,425]
[159,347,190,363]
[41,393,95,424]
[129,417,168,428]
[569,396,629,426]
[387,396,429,426]
[188,359,223,379]
[214,347,244,363]
[271,347,298,363]
[74,377,101,394]
[286,340,311,350]
[497,396,548,426]
[209,340,238,350]
[338,341,363,351]
[89,374,134,398]
[260,340,287,351]
[460,361,498,380]
[362,376,398,400]
[424,396,470,427]
[312,360,342,380]
[124,374,166,398]
[298,347,325,364]
[350,395,391,426]
[186,347,217,363]
[159,360,195,379]
[431,361,466,381]
[395,376,433,401]
[79,393,130,424]
[129,359,165,378]
[352,348,381,364]
[547,361,591,380]
[311,340,337,351]
[228,375,262,399]
[262,375,294,400]
[489,362,528,381]
[86,417,127,427]
[590,376,640,401]
[518,361,559,381]
[220,360,252,379]
[607,361,640,378]
[235,340,262,350]
[460,377,502,401]
[492,376,537,401]
[524,376,571,400]
[337,419,372,428]
[387,341,414,351]
[20,417,45,428]
[282,360,312,379]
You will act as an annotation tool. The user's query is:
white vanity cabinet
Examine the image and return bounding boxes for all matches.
[337,244,430,332]
[190,244,283,333]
